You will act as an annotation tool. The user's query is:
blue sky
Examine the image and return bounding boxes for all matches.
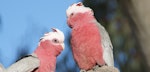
[0,0,80,69]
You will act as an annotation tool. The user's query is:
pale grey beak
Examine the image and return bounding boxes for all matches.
[61,43,65,50]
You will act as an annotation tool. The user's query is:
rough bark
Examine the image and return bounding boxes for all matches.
[80,66,119,72]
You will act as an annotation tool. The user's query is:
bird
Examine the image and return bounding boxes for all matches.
[66,2,114,71]
[3,28,65,72]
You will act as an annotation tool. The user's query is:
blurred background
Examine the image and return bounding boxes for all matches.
[0,0,149,72]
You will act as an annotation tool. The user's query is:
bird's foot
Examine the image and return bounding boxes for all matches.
[92,64,107,71]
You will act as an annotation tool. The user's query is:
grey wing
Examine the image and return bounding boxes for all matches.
[0,63,5,72]
[95,21,114,66]
[5,53,40,72]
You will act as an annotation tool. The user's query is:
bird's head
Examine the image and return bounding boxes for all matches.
[37,28,65,56]
[66,2,94,28]
[66,2,93,18]
[40,28,65,50]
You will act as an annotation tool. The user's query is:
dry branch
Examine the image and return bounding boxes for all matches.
[80,66,119,72]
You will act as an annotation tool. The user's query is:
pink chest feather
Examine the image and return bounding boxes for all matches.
[69,12,105,70]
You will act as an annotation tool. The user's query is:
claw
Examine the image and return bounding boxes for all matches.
[92,65,99,71]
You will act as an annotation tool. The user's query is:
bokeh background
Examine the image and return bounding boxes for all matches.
[0,0,149,72]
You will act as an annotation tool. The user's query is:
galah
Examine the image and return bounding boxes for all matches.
[3,28,65,72]
[66,2,114,71]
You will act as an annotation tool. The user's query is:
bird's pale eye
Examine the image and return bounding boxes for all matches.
[52,38,59,43]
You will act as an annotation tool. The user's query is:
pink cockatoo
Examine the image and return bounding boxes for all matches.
[66,2,114,71]
[3,28,65,72]
[34,28,65,72]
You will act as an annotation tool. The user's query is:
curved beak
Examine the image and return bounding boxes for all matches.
[61,43,65,50]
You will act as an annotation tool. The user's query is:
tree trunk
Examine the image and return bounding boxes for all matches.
[118,0,150,71]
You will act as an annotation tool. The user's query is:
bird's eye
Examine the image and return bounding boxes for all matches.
[52,38,59,43]
[39,38,43,41]
[71,13,74,16]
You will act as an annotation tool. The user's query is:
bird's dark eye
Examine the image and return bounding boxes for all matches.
[71,13,74,16]
[52,38,59,43]
[39,38,43,41]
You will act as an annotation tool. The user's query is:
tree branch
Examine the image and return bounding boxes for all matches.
[81,66,119,72]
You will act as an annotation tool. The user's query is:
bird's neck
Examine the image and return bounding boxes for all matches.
[76,12,95,22]
[34,40,62,72]
[35,40,62,56]
[68,12,96,28]
[34,45,57,72]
